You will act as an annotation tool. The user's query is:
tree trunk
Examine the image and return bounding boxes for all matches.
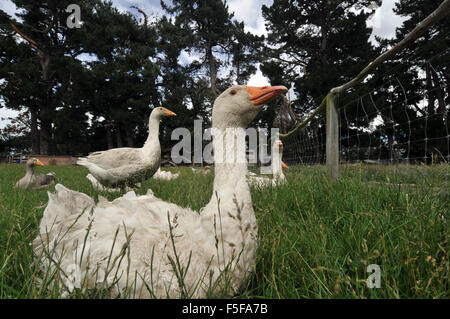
[38,51,54,155]
[39,118,52,155]
[125,129,134,147]
[430,67,445,116]
[206,42,217,97]
[116,126,123,148]
[388,133,394,163]
[320,17,329,66]
[426,64,436,116]
[106,129,114,149]
[30,107,40,154]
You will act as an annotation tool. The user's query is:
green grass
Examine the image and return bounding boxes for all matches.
[0,163,448,298]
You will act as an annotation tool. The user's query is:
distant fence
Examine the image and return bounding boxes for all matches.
[280,0,450,180]
[6,154,76,165]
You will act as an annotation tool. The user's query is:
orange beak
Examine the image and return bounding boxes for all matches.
[282,162,289,169]
[245,85,288,105]
[164,108,176,117]
[36,160,44,166]
[276,141,283,147]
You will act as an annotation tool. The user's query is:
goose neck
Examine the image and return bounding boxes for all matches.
[26,164,34,175]
[271,150,282,177]
[144,114,161,148]
[212,127,248,190]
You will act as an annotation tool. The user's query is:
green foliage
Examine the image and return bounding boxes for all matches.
[261,0,381,114]
[0,0,447,164]
[339,0,450,163]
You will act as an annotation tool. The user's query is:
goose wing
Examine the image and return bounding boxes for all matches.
[82,147,144,170]
[33,173,56,187]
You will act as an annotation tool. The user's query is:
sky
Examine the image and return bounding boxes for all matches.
[0,0,406,129]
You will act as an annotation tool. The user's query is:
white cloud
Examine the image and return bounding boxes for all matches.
[228,0,272,36]
[368,0,406,41]
[246,68,270,86]
[0,0,17,18]
[178,49,200,65]
[0,108,19,129]
[113,0,164,18]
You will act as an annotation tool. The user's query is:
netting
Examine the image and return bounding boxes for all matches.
[279,45,449,185]
[338,50,449,166]
[281,111,326,166]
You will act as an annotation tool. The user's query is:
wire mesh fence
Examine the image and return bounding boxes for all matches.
[279,47,449,186]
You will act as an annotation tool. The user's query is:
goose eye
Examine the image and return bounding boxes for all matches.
[230,90,237,95]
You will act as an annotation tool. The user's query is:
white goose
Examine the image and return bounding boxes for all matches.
[78,107,176,189]
[33,85,288,298]
[152,167,180,181]
[248,139,288,187]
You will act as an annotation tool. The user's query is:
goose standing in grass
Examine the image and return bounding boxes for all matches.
[33,85,288,298]
[15,158,56,190]
[248,139,288,187]
[78,107,176,189]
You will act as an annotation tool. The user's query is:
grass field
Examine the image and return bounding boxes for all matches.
[0,163,448,298]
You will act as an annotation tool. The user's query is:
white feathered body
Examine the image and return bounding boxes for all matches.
[33,129,257,298]
[153,168,179,181]
[78,145,160,188]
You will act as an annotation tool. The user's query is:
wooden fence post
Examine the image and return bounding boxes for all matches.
[326,93,339,180]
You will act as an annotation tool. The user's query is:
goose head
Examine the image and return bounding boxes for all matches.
[151,106,177,120]
[213,85,288,129]
[26,158,44,167]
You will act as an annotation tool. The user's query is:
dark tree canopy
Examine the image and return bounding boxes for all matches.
[0,0,446,164]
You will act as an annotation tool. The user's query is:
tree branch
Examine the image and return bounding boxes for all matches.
[10,23,41,51]
[331,0,450,95]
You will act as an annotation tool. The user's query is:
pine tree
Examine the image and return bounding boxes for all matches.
[373,0,450,162]
[161,0,237,97]
[262,0,381,116]
[0,27,43,154]
[81,1,160,151]
[0,0,98,155]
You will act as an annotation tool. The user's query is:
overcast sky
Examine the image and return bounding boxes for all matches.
[0,0,406,128]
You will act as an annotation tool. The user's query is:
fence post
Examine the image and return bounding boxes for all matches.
[326,93,339,180]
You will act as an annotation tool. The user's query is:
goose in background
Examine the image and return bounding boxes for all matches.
[191,166,211,175]
[15,158,56,190]
[78,107,176,189]
[152,167,180,180]
[248,139,288,187]
[33,85,288,298]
